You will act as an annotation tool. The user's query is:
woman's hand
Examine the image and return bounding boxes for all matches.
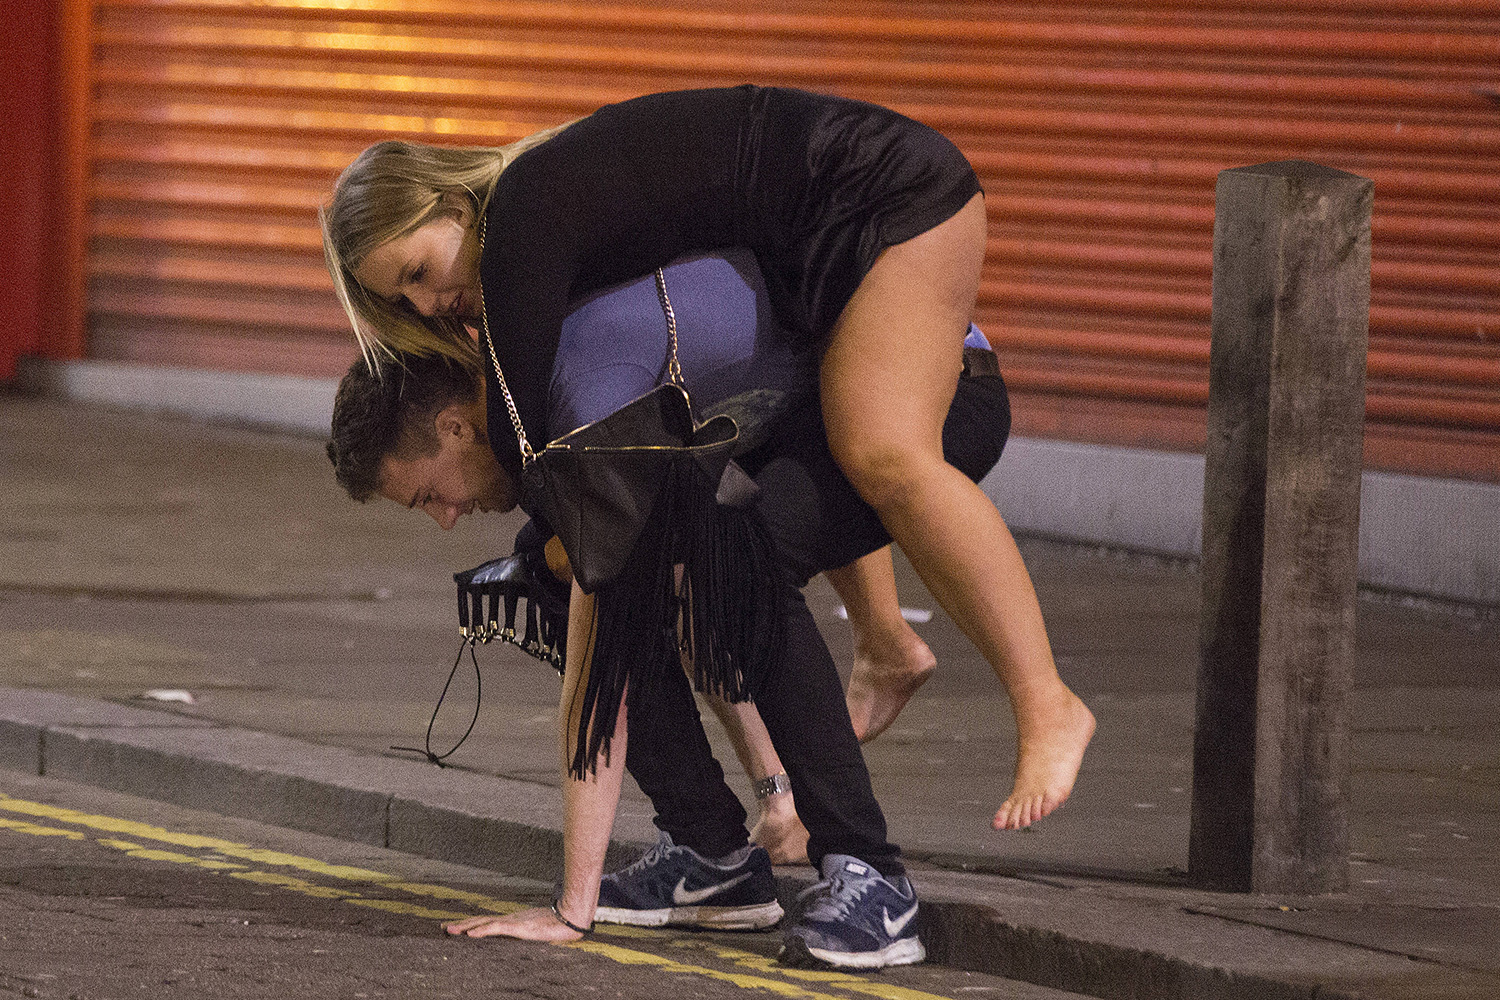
[443,906,585,942]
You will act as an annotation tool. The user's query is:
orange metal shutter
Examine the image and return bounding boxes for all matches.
[83,0,1500,479]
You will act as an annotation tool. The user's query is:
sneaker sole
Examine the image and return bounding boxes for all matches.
[595,900,784,930]
[779,934,926,970]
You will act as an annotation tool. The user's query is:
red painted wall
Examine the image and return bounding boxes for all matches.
[0,1,58,380]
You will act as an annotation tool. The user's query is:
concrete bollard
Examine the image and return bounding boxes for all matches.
[1190,160,1372,894]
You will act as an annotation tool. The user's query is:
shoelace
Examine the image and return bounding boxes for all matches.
[619,835,676,875]
[796,872,867,922]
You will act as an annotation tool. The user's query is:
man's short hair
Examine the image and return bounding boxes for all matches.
[327,353,480,502]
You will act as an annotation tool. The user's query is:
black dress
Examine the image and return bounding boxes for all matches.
[480,84,981,479]
[475,89,980,835]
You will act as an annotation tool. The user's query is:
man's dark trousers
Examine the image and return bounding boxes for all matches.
[623,371,1011,877]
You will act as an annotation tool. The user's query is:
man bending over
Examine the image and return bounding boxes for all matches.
[325,250,1010,968]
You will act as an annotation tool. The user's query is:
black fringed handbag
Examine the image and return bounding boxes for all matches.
[454,542,568,671]
[475,252,785,779]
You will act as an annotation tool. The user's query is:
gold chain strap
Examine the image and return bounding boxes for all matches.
[475,210,681,467]
[476,212,535,465]
[653,268,683,387]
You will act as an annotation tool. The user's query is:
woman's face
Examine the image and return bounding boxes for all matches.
[354,200,482,321]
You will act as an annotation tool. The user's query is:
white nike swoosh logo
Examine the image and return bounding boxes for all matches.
[672,872,752,906]
[883,902,919,937]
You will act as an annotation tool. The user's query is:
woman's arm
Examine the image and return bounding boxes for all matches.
[444,579,626,940]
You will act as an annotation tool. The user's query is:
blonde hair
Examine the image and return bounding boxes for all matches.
[320,123,573,370]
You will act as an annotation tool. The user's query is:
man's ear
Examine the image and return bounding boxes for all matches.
[432,403,477,444]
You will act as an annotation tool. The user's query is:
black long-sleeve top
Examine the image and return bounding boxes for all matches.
[478,84,981,480]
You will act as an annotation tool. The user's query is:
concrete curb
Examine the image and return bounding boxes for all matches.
[15,357,338,437]
[0,688,650,882]
[1,687,1493,1000]
[911,869,1495,1000]
[984,436,1500,607]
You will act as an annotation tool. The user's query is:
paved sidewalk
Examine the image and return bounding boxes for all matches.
[2,392,1497,998]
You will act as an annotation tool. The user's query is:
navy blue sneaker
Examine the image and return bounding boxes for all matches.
[780,855,925,969]
[595,833,784,929]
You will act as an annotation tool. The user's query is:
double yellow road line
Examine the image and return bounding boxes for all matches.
[0,791,957,1000]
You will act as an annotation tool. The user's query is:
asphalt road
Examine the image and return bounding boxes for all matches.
[0,769,1086,1000]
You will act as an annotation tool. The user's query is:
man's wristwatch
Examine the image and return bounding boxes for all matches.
[753,772,793,801]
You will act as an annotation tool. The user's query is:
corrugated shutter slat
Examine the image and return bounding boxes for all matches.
[81,0,1500,479]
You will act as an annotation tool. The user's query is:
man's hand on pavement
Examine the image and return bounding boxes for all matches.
[444,907,585,942]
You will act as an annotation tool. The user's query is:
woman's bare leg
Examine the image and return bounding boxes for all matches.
[700,683,809,864]
[820,193,1094,830]
[826,547,936,742]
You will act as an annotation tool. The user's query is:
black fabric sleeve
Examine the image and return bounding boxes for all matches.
[478,87,751,480]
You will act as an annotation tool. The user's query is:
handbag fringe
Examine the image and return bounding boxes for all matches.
[567,456,785,779]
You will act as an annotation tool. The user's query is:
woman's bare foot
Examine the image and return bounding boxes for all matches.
[993,688,1096,830]
[749,794,809,865]
[844,627,937,743]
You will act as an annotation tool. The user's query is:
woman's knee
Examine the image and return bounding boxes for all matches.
[830,434,943,516]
